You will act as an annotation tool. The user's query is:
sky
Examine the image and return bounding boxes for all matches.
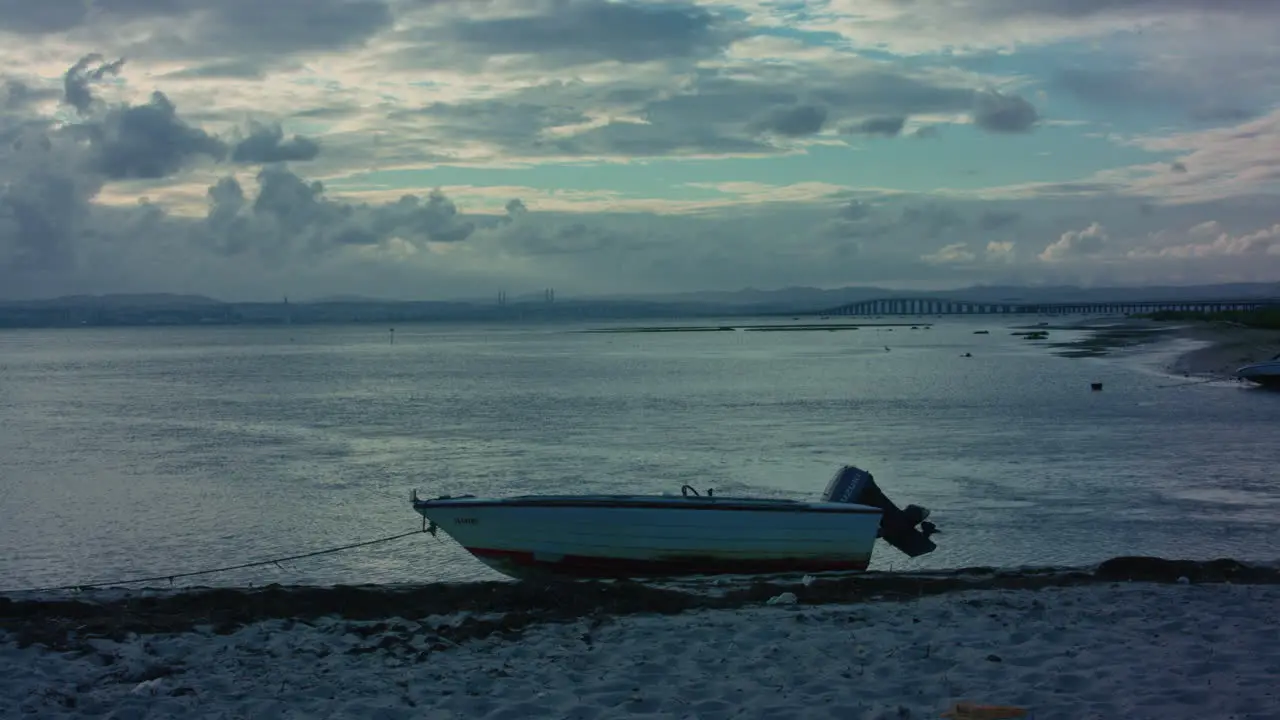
[2,0,1280,301]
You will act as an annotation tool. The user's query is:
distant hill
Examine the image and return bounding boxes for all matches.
[608,282,1280,311]
[0,293,225,308]
[1,283,1277,322]
[304,294,392,304]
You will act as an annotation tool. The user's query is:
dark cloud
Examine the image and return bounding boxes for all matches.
[0,120,105,296]
[231,123,321,164]
[59,55,322,179]
[505,222,625,256]
[161,60,272,80]
[201,166,477,260]
[0,0,394,77]
[978,210,1021,230]
[1055,68,1258,123]
[411,68,1026,159]
[838,200,872,222]
[821,198,882,241]
[972,90,1038,133]
[2,79,60,110]
[846,116,906,137]
[1,55,375,297]
[954,0,1275,19]
[177,0,394,57]
[0,0,190,34]
[752,105,827,137]
[64,55,126,114]
[409,100,591,149]
[399,0,741,68]
[812,72,976,117]
[901,204,965,238]
[84,91,227,179]
[0,169,92,274]
[544,120,773,157]
[0,0,94,34]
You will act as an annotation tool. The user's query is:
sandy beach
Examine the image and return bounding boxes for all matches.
[3,559,1279,719]
[1162,324,1280,379]
[1047,316,1280,381]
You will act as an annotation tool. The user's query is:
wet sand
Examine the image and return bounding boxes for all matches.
[1164,324,1280,379]
[1052,317,1280,380]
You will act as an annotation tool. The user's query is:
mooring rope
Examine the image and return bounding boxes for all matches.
[1,528,427,595]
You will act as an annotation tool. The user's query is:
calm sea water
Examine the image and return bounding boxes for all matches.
[1,317,1277,591]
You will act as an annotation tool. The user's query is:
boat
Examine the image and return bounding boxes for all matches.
[1237,353,1280,388]
[410,465,938,580]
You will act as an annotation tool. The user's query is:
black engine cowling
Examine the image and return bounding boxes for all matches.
[822,465,938,557]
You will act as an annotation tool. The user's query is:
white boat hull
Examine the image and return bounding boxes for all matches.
[413,495,883,579]
[1236,359,1280,388]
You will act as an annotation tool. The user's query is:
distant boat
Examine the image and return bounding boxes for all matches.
[1236,353,1280,388]
[410,466,938,580]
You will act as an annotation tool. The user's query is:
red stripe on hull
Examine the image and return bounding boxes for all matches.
[464,547,871,580]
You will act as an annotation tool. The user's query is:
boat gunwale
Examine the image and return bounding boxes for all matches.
[412,496,882,514]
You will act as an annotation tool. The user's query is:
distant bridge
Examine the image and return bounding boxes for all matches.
[815,297,1280,317]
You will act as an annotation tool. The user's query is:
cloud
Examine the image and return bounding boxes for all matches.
[1055,67,1260,124]
[56,55,228,180]
[838,200,872,222]
[402,0,744,68]
[752,104,827,137]
[63,54,126,114]
[85,91,228,179]
[972,91,1038,134]
[371,50,1037,163]
[957,0,1274,21]
[201,166,483,260]
[0,55,476,298]
[986,241,1016,262]
[230,123,321,164]
[922,242,976,264]
[785,0,1280,55]
[1040,222,1109,262]
[1,79,58,112]
[1133,222,1280,259]
[845,116,906,137]
[1114,108,1280,202]
[978,210,1020,231]
[2,3,1279,301]
[901,204,965,239]
[0,0,397,61]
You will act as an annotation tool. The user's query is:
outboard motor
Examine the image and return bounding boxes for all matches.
[822,465,938,557]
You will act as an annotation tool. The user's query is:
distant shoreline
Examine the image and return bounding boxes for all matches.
[1163,323,1280,379]
[1055,316,1280,381]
